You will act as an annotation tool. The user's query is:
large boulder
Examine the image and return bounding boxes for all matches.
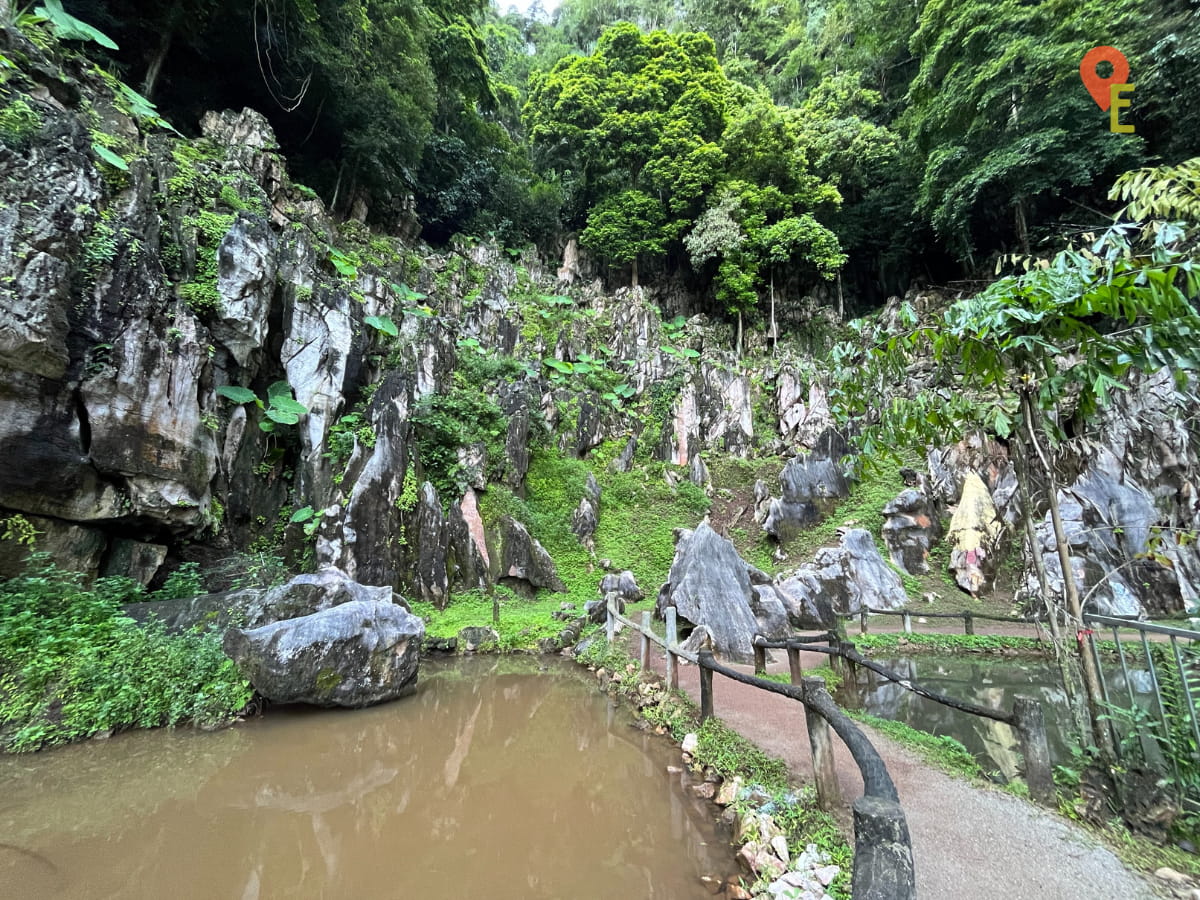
[223,599,424,707]
[492,516,566,595]
[656,521,789,663]
[775,529,908,627]
[1022,457,1184,618]
[762,455,850,541]
[882,489,943,575]
[947,473,1004,595]
[123,568,400,634]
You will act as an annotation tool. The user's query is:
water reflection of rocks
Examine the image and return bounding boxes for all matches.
[842,654,1155,779]
[1,656,731,900]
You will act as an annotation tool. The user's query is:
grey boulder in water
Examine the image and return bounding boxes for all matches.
[223,600,424,708]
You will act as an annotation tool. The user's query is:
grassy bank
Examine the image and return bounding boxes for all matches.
[0,556,252,752]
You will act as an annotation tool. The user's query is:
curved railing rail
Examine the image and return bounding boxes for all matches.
[604,597,916,900]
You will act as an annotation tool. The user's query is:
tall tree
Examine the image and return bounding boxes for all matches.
[902,0,1149,266]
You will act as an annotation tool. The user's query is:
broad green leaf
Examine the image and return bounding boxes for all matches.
[216,385,258,404]
[289,506,316,524]
[92,143,128,171]
[364,315,398,337]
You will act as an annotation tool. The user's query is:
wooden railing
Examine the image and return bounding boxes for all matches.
[754,633,1055,805]
[605,596,917,900]
[842,607,1041,636]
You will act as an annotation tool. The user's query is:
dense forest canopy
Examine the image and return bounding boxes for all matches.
[64,0,1200,311]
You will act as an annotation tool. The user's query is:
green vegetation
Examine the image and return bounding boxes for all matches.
[854,632,1049,655]
[761,663,843,694]
[0,96,42,148]
[848,711,983,781]
[410,587,566,650]
[0,556,252,752]
[788,460,907,560]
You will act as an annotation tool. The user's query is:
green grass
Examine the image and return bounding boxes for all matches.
[761,663,844,693]
[787,460,908,561]
[409,587,567,650]
[853,632,1050,655]
[848,711,984,781]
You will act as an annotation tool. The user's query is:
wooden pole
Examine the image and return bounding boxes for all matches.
[700,664,714,721]
[902,612,912,634]
[788,646,803,685]
[665,606,679,691]
[640,611,651,672]
[860,609,869,635]
[754,642,767,676]
[605,594,616,644]
[964,611,975,635]
[1012,697,1054,805]
[804,677,843,812]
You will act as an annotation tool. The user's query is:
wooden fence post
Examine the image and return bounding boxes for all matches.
[665,606,679,691]
[860,608,869,635]
[788,646,803,685]
[902,612,912,634]
[753,641,767,676]
[640,611,651,672]
[964,611,975,635]
[851,796,917,900]
[700,663,714,722]
[803,677,843,813]
[605,594,615,644]
[1012,697,1054,805]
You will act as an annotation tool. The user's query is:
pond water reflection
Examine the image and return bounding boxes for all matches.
[0,656,732,899]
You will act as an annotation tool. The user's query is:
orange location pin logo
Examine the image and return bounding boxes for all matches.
[1080,46,1130,111]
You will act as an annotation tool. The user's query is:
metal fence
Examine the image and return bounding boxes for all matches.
[1083,613,1200,807]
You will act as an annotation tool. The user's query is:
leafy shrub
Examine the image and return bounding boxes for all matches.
[0,556,252,751]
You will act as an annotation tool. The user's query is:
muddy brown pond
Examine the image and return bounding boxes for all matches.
[0,656,733,899]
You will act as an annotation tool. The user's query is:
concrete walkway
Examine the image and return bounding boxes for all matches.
[643,646,1160,900]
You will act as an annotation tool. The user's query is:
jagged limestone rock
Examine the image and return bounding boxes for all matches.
[775,529,908,626]
[762,455,850,541]
[492,516,566,596]
[223,599,423,708]
[947,473,1004,595]
[571,496,597,549]
[656,521,789,663]
[882,489,943,575]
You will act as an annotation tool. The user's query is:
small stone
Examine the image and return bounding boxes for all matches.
[1155,867,1191,885]
[770,835,789,866]
[596,667,607,681]
[667,765,683,775]
[814,865,840,887]
[716,775,743,806]
[681,732,699,754]
[737,843,762,873]
[726,882,753,899]
[699,875,722,895]
[780,871,810,888]
[917,616,928,623]
[692,782,717,800]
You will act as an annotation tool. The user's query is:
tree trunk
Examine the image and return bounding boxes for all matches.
[837,272,845,320]
[769,271,777,356]
[142,26,174,100]
[1015,198,1030,257]
[630,256,639,289]
[1013,443,1088,740]
[1021,389,1114,757]
[736,309,743,358]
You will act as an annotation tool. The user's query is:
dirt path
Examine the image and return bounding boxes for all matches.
[641,645,1160,900]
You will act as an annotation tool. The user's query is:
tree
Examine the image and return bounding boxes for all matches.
[833,169,1200,752]
[902,0,1149,265]
[525,23,728,284]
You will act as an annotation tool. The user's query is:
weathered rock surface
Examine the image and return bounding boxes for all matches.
[948,473,1004,595]
[882,489,943,575]
[492,516,566,595]
[775,529,907,626]
[656,521,789,662]
[223,599,423,707]
[762,455,850,541]
[599,569,644,604]
[123,567,401,634]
